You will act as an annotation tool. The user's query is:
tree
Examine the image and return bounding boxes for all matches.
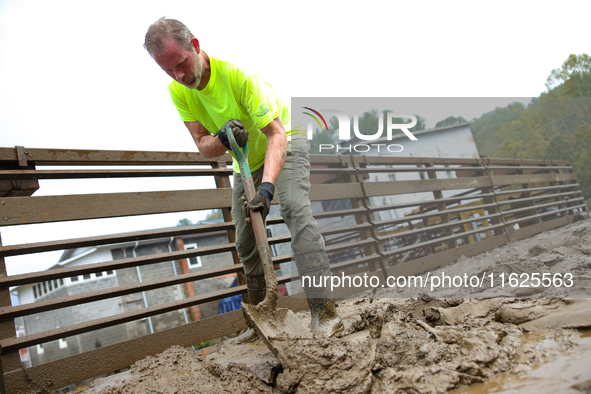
[470,101,526,157]
[470,53,591,208]
[206,209,223,220]
[435,116,467,128]
[387,114,426,134]
[413,114,427,131]
[545,54,591,94]
[177,218,193,227]
[352,109,382,138]
[352,109,426,138]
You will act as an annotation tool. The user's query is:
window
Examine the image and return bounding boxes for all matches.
[184,243,202,268]
[36,344,44,355]
[58,338,68,349]
[33,278,67,299]
[67,271,116,286]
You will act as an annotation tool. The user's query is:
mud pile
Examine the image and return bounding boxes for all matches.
[81,297,588,394]
[81,220,591,393]
[337,298,582,393]
[82,345,274,394]
[383,218,591,299]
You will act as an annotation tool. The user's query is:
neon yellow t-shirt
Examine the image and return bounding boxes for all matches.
[168,54,292,173]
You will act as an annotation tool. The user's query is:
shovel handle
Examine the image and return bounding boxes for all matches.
[226,127,278,309]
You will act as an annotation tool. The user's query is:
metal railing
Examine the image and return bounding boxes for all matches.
[0,147,587,393]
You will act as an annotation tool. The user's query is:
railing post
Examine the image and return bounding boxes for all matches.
[350,156,389,281]
[0,147,43,394]
[547,160,573,224]
[426,163,456,250]
[480,158,512,242]
[516,159,542,228]
[0,147,39,198]
[560,161,590,219]
[0,235,34,394]
[477,158,506,239]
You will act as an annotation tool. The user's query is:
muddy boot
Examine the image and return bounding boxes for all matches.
[246,273,267,306]
[307,297,344,336]
[295,250,344,337]
[226,274,266,345]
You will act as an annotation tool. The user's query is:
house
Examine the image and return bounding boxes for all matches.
[12,224,236,367]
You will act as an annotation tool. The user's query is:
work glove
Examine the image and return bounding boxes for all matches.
[215,119,249,150]
[241,182,275,225]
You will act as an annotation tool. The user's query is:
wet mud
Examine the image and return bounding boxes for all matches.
[81,220,591,394]
[450,333,591,394]
[384,218,591,300]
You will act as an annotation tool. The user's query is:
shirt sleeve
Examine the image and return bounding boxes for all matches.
[168,82,198,122]
[240,75,280,130]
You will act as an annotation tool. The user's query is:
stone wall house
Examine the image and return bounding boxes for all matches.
[14,226,235,366]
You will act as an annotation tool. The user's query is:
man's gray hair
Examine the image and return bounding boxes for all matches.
[144,17,194,56]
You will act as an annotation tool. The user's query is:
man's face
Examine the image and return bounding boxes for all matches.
[152,39,203,89]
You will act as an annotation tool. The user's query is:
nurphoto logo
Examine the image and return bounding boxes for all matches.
[302,108,418,153]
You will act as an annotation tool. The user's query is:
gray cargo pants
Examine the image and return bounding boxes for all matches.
[231,137,325,277]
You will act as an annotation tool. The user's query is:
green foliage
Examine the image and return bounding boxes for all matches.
[545,54,591,95]
[435,115,467,128]
[176,211,222,226]
[413,115,427,131]
[469,102,526,157]
[176,218,193,227]
[353,109,382,137]
[206,209,223,220]
[471,53,591,206]
[193,340,214,350]
[353,109,427,136]
[385,112,426,135]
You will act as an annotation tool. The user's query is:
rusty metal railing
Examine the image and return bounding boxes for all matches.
[0,147,587,393]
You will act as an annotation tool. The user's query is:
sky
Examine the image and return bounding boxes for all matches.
[1,0,590,275]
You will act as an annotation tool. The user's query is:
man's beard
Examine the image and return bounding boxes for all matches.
[183,54,203,89]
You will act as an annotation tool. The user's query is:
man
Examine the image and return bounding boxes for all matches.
[144,18,343,336]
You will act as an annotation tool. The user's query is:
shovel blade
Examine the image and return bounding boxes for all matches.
[242,303,311,356]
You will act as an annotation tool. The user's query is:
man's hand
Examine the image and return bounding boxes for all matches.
[241,182,275,224]
[215,119,249,150]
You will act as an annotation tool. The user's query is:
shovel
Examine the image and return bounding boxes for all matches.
[226,128,311,356]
